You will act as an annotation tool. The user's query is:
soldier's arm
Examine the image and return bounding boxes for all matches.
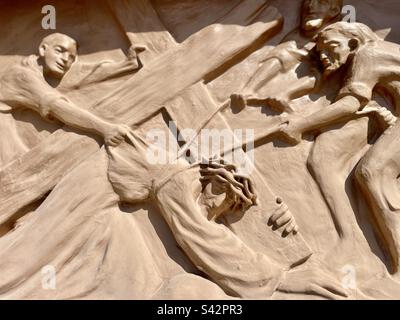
[279,95,361,144]
[41,93,130,146]
[3,66,130,147]
[279,52,375,144]
[294,95,361,131]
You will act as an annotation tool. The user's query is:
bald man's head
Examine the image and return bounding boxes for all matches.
[39,33,78,79]
[302,0,343,33]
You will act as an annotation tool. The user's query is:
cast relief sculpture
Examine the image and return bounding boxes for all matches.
[0,0,400,300]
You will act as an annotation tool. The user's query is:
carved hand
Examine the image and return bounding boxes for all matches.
[277,261,349,300]
[229,93,247,110]
[230,93,296,114]
[279,113,309,145]
[127,44,147,59]
[356,101,397,129]
[102,123,131,147]
[126,44,148,68]
[268,198,299,237]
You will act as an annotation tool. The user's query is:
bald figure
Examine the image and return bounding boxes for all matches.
[301,0,343,34]
[0,33,146,148]
[38,33,78,80]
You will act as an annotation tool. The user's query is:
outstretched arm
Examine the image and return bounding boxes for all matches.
[42,94,129,146]
[295,95,361,131]
[230,95,361,146]
[2,65,130,146]
[280,95,361,144]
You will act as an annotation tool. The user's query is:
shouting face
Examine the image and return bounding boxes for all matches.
[39,33,77,79]
[302,0,343,32]
[316,29,353,76]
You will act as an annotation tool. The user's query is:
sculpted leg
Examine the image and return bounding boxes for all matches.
[355,120,400,274]
[308,118,370,239]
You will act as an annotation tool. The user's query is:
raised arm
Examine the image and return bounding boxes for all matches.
[75,45,146,88]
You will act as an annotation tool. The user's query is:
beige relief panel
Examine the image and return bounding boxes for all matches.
[1,0,400,300]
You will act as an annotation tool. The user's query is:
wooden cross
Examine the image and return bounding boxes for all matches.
[0,0,311,266]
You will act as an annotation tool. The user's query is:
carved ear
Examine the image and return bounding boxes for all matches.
[39,44,47,57]
[348,38,359,51]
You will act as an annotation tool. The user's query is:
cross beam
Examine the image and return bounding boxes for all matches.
[0,1,282,225]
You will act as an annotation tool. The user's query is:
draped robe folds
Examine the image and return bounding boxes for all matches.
[4,0,400,300]
[0,147,229,299]
[0,1,295,299]
[0,59,225,299]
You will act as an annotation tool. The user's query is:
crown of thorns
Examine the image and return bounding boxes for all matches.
[199,158,258,211]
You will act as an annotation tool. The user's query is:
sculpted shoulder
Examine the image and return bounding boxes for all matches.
[1,55,43,86]
[356,40,400,61]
